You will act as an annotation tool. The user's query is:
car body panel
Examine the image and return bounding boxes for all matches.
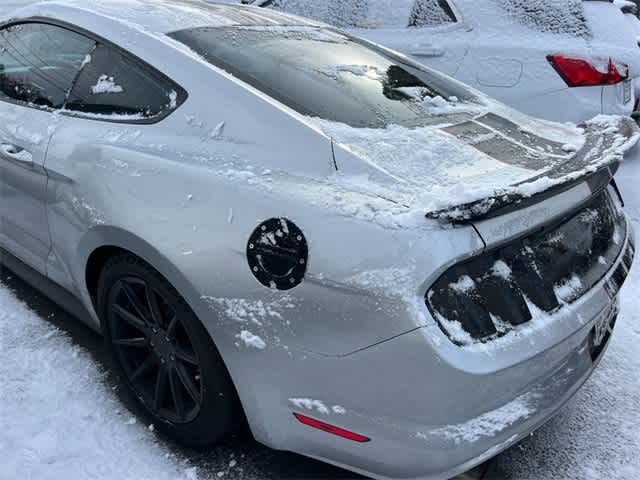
[0,2,638,480]
[0,102,54,273]
[215,217,633,480]
[35,13,487,357]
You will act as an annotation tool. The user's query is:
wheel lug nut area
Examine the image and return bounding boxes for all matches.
[148,327,175,362]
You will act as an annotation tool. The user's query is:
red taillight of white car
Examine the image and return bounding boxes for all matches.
[548,55,629,87]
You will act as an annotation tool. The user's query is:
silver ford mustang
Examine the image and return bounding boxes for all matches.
[0,1,637,479]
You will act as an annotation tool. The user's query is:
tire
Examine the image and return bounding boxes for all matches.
[97,253,242,447]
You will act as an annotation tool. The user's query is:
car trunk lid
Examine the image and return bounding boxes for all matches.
[325,106,639,232]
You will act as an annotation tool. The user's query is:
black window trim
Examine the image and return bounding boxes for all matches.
[408,0,459,28]
[0,16,188,125]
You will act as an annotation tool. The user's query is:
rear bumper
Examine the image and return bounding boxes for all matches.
[602,79,636,117]
[281,305,615,480]
[267,221,634,480]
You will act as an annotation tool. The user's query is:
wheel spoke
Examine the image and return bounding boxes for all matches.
[114,337,147,348]
[174,363,200,404]
[113,304,146,332]
[130,354,156,381]
[174,344,198,365]
[168,367,185,419]
[145,285,164,326]
[166,315,178,341]
[153,364,169,411]
[120,280,149,323]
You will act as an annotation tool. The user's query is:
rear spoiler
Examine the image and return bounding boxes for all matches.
[426,116,639,223]
[426,165,619,223]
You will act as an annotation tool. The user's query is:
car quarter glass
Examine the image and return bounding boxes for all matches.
[65,42,179,119]
[0,22,94,108]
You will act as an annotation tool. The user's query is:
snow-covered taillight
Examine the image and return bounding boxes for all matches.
[548,55,629,87]
[426,191,628,346]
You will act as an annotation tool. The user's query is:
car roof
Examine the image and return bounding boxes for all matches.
[4,0,323,34]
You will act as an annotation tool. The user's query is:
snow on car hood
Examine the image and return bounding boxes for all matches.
[315,102,640,221]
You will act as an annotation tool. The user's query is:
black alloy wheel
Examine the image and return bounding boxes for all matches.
[108,276,202,424]
[98,253,242,447]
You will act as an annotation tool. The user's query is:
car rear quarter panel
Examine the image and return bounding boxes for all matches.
[43,36,490,354]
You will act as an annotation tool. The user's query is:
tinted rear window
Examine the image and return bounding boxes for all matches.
[168,26,476,128]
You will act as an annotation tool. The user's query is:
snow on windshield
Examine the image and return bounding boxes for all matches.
[258,0,587,33]
[263,0,417,28]
[258,0,366,27]
[495,0,590,38]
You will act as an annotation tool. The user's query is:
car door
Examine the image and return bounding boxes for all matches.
[0,22,95,273]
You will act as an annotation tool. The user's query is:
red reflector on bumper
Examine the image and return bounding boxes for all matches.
[293,413,370,443]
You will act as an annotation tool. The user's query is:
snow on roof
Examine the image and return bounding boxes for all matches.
[4,0,321,34]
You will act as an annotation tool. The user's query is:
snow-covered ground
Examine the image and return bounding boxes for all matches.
[1,155,639,479]
[0,286,203,480]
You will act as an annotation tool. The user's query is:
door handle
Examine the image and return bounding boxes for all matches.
[0,143,33,166]
[409,45,445,58]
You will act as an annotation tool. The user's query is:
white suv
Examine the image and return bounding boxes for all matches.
[239,0,640,124]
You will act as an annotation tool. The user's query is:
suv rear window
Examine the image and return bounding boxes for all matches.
[257,0,456,28]
[168,26,476,128]
[496,0,590,38]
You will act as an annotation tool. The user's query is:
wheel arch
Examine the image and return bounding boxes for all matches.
[78,226,272,443]
[79,227,199,318]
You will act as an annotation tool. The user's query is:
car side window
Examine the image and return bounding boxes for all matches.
[409,0,458,27]
[0,23,95,109]
[65,43,178,120]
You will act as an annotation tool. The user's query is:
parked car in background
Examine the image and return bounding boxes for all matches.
[238,0,640,124]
